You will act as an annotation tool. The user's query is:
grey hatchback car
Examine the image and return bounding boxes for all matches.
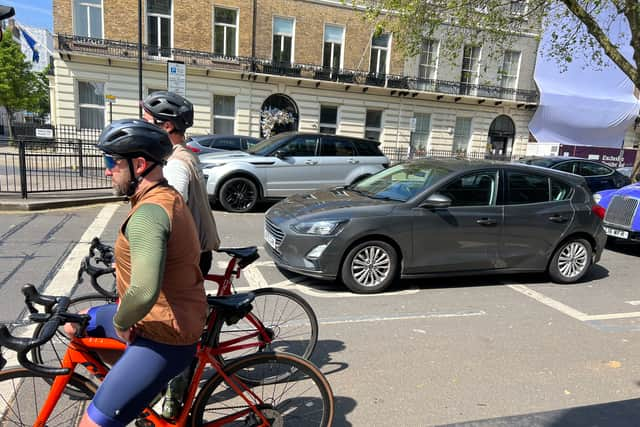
[264,159,607,293]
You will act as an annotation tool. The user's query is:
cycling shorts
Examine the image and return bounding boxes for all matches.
[85,304,197,427]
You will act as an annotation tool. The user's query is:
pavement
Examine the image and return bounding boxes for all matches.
[0,189,125,211]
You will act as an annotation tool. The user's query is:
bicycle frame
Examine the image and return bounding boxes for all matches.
[35,309,272,427]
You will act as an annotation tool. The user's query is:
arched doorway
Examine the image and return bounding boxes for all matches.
[260,94,299,138]
[487,115,515,155]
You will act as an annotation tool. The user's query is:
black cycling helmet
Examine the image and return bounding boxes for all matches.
[142,91,194,132]
[98,118,172,163]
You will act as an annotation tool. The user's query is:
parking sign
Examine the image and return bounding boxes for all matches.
[167,61,186,96]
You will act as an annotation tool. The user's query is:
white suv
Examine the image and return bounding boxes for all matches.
[201,132,390,212]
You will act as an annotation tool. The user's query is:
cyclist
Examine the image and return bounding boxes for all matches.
[142,91,220,275]
[75,119,208,427]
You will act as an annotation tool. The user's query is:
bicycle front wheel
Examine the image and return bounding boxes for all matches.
[31,293,115,399]
[212,287,318,363]
[0,367,96,426]
[190,352,334,427]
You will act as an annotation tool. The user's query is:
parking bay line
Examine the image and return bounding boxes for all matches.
[508,284,640,321]
[318,310,487,326]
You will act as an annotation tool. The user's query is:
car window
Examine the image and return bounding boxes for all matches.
[579,161,612,176]
[505,171,549,205]
[353,162,451,202]
[211,138,241,150]
[439,171,498,207]
[353,140,384,156]
[320,137,356,156]
[550,178,573,201]
[278,136,318,156]
[242,137,260,150]
[553,161,578,174]
[195,137,214,148]
[524,158,555,168]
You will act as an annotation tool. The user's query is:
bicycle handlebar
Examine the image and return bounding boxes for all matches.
[89,237,114,265]
[77,237,117,298]
[0,285,88,376]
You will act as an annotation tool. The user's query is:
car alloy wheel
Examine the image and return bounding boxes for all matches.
[219,177,258,213]
[548,238,592,283]
[341,240,398,294]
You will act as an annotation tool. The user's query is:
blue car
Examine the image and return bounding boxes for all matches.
[595,182,640,242]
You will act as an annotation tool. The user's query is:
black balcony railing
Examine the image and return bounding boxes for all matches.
[57,34,539,104]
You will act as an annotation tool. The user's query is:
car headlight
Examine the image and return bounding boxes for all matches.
[593,193,602,204]
[291,220,348,235]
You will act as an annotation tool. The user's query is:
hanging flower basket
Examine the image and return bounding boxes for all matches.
[260,107,295,138]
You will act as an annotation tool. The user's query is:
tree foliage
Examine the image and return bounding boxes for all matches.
[0,32,49,124]
[349,0,639,91]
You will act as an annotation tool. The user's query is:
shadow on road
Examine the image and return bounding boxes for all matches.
[435,397,640,426]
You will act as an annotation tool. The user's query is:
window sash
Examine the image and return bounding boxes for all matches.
[419,40,438,80]
[273,34,292,63]
[370,47,387,74]
[73,1,103,38]
[323,42,341,69]
[365,110,382,141]
[453,117,472,152]
[500,50,520,89]
[320,106,338,132]
[461,45,481,84]
[324,25,343,43]
[274,17,294,36]
[214,8,237,56]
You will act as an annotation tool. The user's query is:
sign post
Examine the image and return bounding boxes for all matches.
[105,94,117,123]
[167,61,186,96]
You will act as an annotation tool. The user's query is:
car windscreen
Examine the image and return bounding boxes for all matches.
[246,133,291,156]
[352,163,451,202]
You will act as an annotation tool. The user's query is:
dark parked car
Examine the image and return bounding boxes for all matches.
[519,156,630,193]
[186,134,261,154]
[264,159,607,293]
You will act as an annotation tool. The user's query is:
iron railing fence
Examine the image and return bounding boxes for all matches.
[381,146,515,163]
[0,139,110,197]
[57,34,539,104]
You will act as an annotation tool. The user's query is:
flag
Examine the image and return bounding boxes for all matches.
[19,26,39,63]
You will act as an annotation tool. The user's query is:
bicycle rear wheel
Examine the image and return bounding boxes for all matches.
[30,293,115,399]
[212,287,318,362]
[0,367,96,426]
[190,352,334,427]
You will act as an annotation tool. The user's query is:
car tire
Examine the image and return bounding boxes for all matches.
[218,177,258,213]
[548,237,592,283]
[341,240,398,294]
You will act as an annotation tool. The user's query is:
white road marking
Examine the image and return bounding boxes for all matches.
[320,310,486,325]
[509,285,640,321]
[625,300,640,306]
[242,264,269,290]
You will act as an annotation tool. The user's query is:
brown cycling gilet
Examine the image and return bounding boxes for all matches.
[114,183,207,345]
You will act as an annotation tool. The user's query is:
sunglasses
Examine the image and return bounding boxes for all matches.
[103,154,124,170]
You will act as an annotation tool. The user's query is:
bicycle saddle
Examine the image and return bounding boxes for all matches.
[216,246,259,268]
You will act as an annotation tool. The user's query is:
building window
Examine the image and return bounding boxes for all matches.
[213,7,237,57]
[273,17,294,64]
[319,106,338,134]
[369,33,390,75]
[323,25,344,70]
[418,39,439,90]
[453,117,472,153]
[500,50,521,91]
[459,45,481,95]
[510,0,528,15]
[73,0,103,38]
[147,0,172,57]
[78,81,104,129]
[147,87,165,95]
[213,95,235,135]
[365,110,383,141]
[410,113,431,156]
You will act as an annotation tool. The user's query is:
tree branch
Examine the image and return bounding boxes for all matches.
[559,0,637,85]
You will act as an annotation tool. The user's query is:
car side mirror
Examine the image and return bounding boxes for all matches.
[419,193,452,209]
[274,150,288,159]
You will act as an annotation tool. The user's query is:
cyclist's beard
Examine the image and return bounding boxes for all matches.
[112,168,132,197]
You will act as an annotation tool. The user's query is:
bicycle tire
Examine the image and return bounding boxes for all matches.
[190,352,334,427]
[0,367,97,426]
[212,287,318,363]
[30,293,115,399]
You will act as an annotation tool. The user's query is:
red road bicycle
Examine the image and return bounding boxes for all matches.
[0,284,334,426]
[32,238,318,396]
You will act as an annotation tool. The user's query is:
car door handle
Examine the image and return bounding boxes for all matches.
[476,218,497,226]
[548,215,569,223]
[349,159,360,164]
[304,160,318,165]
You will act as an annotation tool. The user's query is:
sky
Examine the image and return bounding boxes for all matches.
[3,0,52,31]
